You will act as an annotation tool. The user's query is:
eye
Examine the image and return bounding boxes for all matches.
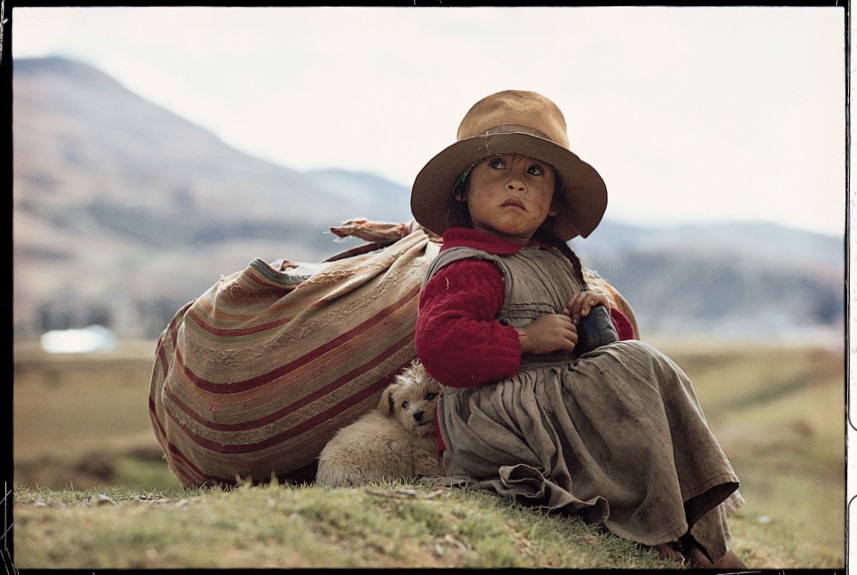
[401,401,409,409]
[425,392,437,401]
[527,164,546,176]
[487,156,507,170]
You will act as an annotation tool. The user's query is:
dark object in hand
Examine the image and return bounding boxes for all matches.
[576,305,618,354]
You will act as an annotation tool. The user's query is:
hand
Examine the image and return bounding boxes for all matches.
[517,313,577,355]
[563,291,611,326]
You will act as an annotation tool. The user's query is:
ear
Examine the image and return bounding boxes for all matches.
[453,179,468,203]
[378,384,397,415]
[548,195,560,217]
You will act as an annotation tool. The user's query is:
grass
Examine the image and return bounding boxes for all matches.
[11,481,695,569]
[11,479,835,569]
[10,338,847,569]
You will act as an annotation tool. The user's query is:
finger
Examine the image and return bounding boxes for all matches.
[568,294,590,323]
[565,293,583,313]
[567,327,579,350]
[581,297,599,317]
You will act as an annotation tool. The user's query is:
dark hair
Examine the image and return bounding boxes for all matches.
[448,166,589,288]
[446,176,473,230]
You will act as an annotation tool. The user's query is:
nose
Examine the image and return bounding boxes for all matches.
[413,410,425,422]
[506,178,526,193]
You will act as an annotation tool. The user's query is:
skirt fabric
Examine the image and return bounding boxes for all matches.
[439,341,742,559]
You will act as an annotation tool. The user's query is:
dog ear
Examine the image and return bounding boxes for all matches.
[378,383,397,415]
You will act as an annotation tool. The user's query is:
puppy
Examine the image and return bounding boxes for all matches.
[315,360,442,487]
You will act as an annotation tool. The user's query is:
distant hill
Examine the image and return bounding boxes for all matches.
[571,220,844,339]
[12,56,845,342]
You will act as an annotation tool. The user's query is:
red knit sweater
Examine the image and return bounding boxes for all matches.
[416,227,636,452]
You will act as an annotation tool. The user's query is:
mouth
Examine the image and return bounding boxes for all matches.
[412,420,434,434]
[501,199,525,210]
[413,426,435,436]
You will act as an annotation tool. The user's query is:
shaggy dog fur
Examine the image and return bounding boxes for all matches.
[315,360,442,487]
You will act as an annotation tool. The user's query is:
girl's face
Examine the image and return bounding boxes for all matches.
[462,153,558,245]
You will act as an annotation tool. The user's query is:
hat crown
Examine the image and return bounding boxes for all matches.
[456,90,570,149]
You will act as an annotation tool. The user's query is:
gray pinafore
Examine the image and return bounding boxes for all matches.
[425,244,743,560]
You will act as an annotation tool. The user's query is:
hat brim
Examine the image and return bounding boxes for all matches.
[411,132,607,242]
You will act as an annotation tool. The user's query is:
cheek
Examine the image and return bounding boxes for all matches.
[464,181,492,204]
[538,185,559,217]
[529,193,557,219]
[465,184,503,217]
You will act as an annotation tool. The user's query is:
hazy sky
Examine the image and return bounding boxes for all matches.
[11,6,847,236]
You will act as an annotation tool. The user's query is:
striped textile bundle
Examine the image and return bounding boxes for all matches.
[149,221,441,487]
[149,219,638,488]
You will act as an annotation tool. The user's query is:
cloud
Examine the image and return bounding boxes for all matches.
[12,6,846,235]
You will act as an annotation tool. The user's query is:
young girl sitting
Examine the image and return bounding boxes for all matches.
[411,90,747,568]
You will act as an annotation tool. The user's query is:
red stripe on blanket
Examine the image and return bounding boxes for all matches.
[184,305,296,338]
[164,331,413,436]
[162,373,385,456]
[148,396,208,484]
[178,285,420,394]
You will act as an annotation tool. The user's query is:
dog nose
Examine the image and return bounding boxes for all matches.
[413,410,425,422]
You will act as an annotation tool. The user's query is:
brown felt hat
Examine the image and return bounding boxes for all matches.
[411,90,607,241]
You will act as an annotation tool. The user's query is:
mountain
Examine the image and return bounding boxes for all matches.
[12,56,845,342]
[12,56,412,338]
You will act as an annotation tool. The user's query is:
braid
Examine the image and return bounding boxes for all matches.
[558,240,589,289]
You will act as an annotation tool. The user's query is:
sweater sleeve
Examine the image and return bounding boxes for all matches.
[610,306,636,341]
[416,258,521,388]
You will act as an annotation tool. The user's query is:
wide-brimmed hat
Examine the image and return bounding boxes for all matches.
[410,90,607,241]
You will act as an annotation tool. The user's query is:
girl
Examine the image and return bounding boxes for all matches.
[411,90,747,568]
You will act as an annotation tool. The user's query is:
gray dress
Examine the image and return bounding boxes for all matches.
[424,244,743,561]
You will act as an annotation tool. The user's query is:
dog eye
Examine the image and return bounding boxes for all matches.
[401,401,409,409]
[425,393,437,401]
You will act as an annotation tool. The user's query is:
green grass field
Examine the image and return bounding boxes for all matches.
[11,338,846,568]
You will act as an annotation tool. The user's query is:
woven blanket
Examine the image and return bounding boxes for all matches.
[148,219,638,487]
